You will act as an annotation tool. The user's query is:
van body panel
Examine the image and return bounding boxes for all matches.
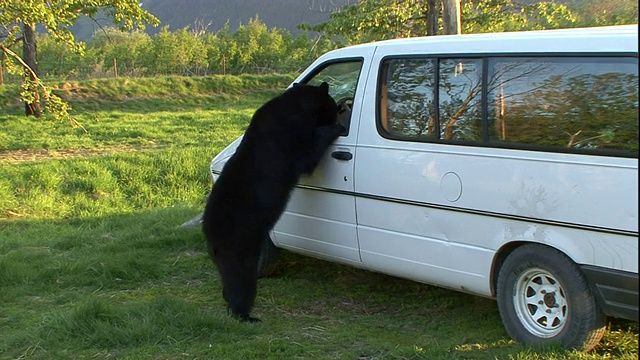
[356,197,495,295]
[354,143,638,252]
[272,187,361,262]
[358,144,638,232]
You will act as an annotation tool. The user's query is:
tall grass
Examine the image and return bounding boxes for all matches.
[0,75,637,359]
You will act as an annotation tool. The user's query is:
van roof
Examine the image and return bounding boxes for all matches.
[321,25,639,57]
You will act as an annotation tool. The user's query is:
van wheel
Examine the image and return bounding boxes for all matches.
[257,236,279,278]
[496,244,606,351]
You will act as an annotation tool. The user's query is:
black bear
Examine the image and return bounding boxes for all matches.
[202,82,343,322]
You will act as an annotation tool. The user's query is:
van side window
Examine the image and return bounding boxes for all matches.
[306,60,363,136]
[380,57,483,142]
[381,59,437,139]
[487,57,639,152]
[378,55,638,156]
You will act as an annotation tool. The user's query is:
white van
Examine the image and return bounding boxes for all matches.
[209,25,638,350]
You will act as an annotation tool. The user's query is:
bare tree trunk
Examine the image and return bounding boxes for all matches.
[23,22,42,117]
[427,0,439,36]
[442,0,461,35]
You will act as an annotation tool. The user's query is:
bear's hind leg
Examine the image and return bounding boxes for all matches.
[217,251,261,322]
[223,272,260,322]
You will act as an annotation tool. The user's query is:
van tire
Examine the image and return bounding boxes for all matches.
[496,244,606,351]
[257,236,279,278]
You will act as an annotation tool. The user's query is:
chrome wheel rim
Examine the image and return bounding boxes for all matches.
[513,268,568,338]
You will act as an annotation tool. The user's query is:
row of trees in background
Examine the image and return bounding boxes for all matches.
[7,0,637,85]
[28,19,337,81]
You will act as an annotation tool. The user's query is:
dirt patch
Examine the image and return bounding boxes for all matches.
[0,145,159,163]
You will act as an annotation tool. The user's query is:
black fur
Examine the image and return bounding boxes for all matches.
[202,83,343,322]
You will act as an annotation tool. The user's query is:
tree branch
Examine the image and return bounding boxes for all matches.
[1,44,40,83]
[1,44,86,131]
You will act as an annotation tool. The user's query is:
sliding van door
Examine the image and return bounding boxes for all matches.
[354,56,494,295]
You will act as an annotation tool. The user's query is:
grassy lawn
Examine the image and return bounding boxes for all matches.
[0,76,637,359]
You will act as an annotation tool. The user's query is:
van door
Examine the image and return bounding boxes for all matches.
[271,57,371,265]
[353,55,495,295]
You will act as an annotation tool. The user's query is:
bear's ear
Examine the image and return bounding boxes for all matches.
[292,82,300,87]
[319,82,329,93]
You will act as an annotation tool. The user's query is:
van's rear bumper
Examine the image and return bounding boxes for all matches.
[581,265,638,321]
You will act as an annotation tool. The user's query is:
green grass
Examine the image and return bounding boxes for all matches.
[0,75,637,359]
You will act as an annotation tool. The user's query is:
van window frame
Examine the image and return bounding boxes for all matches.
[376,52,639,158]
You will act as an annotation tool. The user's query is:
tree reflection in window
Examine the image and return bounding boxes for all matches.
[384,59,437,138]
[379,56,638,156]
[488,57,638,152]
[382,57,483,141]
[438,59,483,141]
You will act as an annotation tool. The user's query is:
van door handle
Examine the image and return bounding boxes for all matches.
[331,151,353,161]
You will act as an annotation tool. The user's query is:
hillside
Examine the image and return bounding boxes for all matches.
[70,0,353,41]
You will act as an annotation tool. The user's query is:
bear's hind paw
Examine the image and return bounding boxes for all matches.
[234,314,261,323]
[229,309,261,323]
[242,316,261,323]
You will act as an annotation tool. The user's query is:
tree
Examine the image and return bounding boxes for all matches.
[22,23,41,116]
[300,0,428,45]
[37,33,91,79]
[568,0,638,26]
[89,27,152,77]
[233,17,287,74]
[304,0,577,45]
[426,0,439,36]
[462,0,576,33]
[202,24,238,75]
[442,0,461,35]
[0,0,159,121]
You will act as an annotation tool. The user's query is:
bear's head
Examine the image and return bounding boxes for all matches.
[287,82,338,128]
[313,82,339,127]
